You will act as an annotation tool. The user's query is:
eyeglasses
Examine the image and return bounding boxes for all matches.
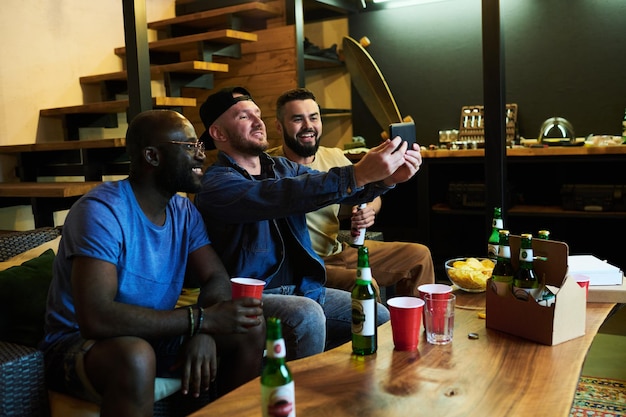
[160,141,205,156]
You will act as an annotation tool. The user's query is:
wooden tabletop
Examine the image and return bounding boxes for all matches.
[189,291,616,417]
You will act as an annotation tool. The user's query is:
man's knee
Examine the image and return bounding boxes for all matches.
[282,297,325,331]
[87,336,157,387]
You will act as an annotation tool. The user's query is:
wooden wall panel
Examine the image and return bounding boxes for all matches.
[183,24,299,147]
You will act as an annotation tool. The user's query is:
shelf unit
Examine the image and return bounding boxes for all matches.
[373,146,626,277]
[289,0,355,148]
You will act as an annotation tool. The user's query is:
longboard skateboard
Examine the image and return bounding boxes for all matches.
[342,36,412,139]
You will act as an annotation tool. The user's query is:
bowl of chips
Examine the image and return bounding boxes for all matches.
[444,257,495,292]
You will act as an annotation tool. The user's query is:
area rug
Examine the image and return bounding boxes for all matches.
[570,376,626,417]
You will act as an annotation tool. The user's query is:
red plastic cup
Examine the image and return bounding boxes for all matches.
[230,277,265,300]
[387,296,425,351]
[573,274,590,299]
[417,283,453,301]
[417,284,453,327]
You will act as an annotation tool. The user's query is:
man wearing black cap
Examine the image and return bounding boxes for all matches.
[194,87,422,360]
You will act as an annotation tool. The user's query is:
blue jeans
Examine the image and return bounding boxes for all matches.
[262,286,390,360]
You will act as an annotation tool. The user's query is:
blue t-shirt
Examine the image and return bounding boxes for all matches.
[41,179,210,348]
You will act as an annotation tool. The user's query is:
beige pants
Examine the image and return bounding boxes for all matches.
[322,239,435,297]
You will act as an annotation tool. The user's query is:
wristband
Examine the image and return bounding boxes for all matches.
[195,306,204,336]
[188,306,195,338]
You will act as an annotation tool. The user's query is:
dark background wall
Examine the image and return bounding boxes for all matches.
[348,0,626,146]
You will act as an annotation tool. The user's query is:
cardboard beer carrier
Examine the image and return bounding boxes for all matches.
[486,235,586,345]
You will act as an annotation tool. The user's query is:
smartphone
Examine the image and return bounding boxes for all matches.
[389,121,416,152]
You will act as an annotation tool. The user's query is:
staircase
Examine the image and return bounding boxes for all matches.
[40,1,282,142]
[0,0,290,228]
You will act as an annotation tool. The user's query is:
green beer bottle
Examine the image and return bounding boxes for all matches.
[490,229,514,296]
[487,207,503,260]
[351,245,377,355]
[512,233,541,301]
[538,230,550,240]
[261,318,295,417]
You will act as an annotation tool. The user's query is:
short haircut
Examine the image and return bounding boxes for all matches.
[275,88,317,120]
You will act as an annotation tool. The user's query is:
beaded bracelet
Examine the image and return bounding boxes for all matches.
[188,306,195,338]
[195,306,204,336]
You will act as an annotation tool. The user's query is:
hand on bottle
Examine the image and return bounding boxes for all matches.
[202,298,263,334]
[351,204,376,231]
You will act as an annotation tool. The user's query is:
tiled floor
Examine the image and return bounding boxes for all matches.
[582,304,626,380]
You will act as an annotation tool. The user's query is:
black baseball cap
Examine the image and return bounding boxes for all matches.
[198,86,254,149]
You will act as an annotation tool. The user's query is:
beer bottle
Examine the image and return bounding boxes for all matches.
[538,230,550,240]
[351,245,377,355]
[261,317,295,417]
[487,207,503,260]
[512,233,541,301]
[350,203,368,247]
[490,229,514,296]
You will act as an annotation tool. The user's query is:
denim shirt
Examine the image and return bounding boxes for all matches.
[194,151,393,303]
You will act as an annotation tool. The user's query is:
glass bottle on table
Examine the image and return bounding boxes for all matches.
[512,233,541,301]
[490,229,514,296]
[487,207,503,260]
[261,317,295,417]
[351,245,377,355]
[538,230,550,240]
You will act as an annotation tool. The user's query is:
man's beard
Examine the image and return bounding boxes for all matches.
[156,155,202,194]
[229,129,268,156]
[283,130,319,157]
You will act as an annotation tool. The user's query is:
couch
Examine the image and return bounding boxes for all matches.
[0,227,212,417]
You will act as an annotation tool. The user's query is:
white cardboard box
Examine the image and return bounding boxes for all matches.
[567,255,623,286]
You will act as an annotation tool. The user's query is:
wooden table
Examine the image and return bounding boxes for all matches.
[189,291,616,417]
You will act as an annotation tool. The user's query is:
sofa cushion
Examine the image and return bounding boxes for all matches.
[0,249,55,347]
[0,236,61,271]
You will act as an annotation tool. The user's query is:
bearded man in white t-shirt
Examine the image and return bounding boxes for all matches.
[268,88,435,298]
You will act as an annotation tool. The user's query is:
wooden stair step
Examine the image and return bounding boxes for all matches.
[0,181,103,198]
[148,2,281,32]
[79,61,228,84]
[40,97,196,117]
[0,138,126,154]
[114,29,257,55]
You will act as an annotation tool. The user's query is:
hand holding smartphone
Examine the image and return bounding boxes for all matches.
[389,121,416,153]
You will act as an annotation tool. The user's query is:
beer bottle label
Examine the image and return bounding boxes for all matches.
[490,277,512,297]
[488,243,499,259]
[266,339,286,359]
[262,382,296,417]
[352,299,376,336]
[519,247,533,262]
